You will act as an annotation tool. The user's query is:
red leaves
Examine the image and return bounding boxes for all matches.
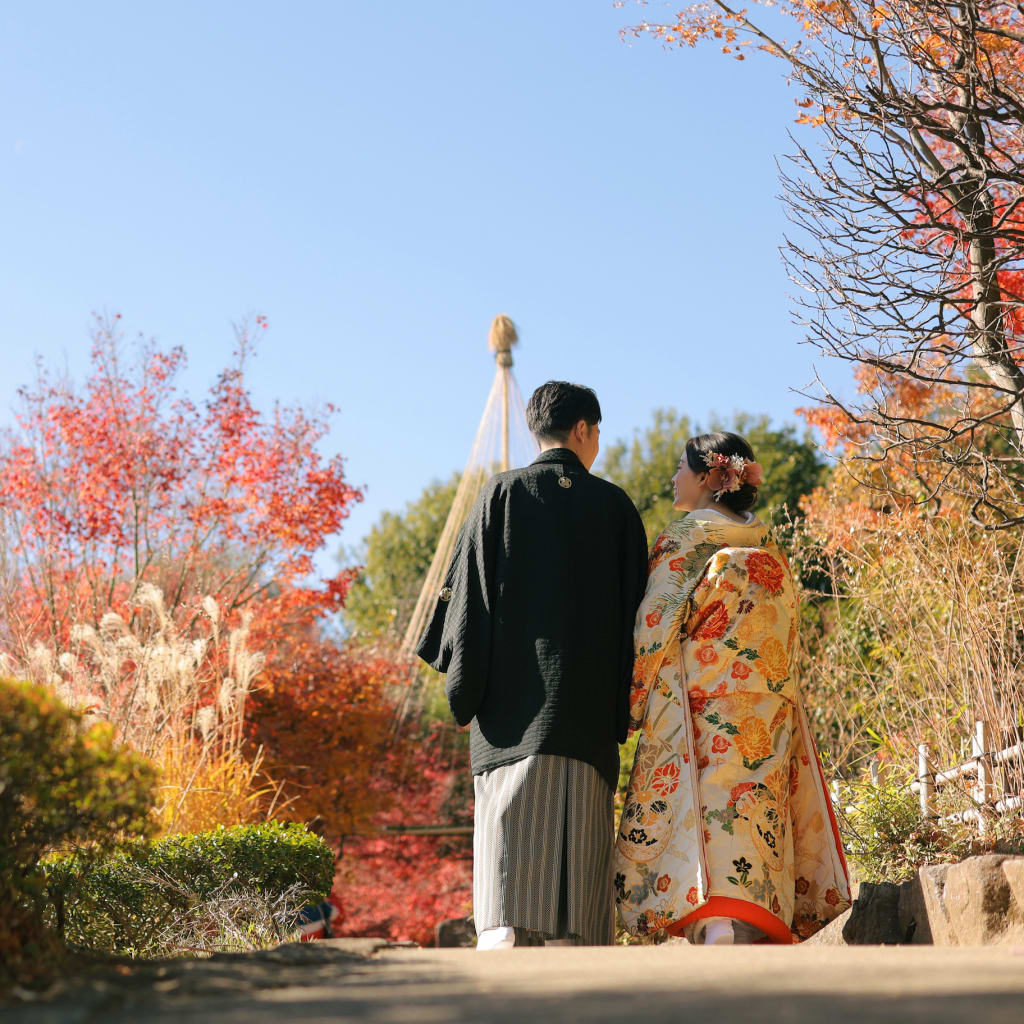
[336,725,473,946]
[0,314,473,945]
[0,315,362,646]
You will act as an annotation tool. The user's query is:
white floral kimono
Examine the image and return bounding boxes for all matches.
[614,509,850,942]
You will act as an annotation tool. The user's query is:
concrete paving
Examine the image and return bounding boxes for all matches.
[6,941,1024,1023]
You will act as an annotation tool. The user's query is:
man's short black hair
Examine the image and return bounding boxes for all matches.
[526,381,602,443]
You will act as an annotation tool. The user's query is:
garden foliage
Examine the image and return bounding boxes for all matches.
[0,678,155,979]
[45,821,334,957]
[247,639,403,836]
[838,778,970,883]
[0,316,362,653]
[337,728,473,947]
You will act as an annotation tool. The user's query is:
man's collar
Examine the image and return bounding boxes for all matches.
[532,447,586,470]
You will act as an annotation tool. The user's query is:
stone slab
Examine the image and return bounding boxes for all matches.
[942,854,1024,946]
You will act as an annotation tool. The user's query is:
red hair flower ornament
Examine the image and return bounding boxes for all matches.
[702,452,763,500]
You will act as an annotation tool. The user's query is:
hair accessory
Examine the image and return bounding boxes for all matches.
[702,452,763,500]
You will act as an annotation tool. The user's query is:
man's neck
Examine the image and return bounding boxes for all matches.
[539,440,584,460]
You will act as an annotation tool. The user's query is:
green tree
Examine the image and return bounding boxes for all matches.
[347,411,825,639]
[599,409,826,540]
[344,473,459,640]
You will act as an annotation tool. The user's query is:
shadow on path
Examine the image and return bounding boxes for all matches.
[6,941,1024,1023]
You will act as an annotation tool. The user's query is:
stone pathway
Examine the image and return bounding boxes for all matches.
[6,940,1024,1023]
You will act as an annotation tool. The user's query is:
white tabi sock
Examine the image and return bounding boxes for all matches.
[476,926,516,950]
[700,918,735,945]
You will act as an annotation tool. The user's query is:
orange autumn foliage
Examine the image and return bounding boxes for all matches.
[0,314,362,652]
[246,638,405,836]
[624,1,1024,510]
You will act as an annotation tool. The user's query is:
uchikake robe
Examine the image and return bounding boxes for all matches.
[614,509,851,943]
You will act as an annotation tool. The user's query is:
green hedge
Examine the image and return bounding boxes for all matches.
[46,821,335,956]
[0,677,155,982]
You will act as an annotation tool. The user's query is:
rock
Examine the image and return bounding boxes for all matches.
[435,917,476,948]
[1002,857,1024,915]
[899,864,951,945]
[805,857,1024,946]
[840,881,905,944]
[920,863,954,944]
[942,854,1024,946]
[802,906,852,945]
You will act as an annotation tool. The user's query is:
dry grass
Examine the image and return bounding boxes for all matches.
[4,584,284,836]
[151,737,284,836]
[146,877,308,956]
[793,508,1024,808]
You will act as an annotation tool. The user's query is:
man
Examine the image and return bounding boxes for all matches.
[416,381,648,948]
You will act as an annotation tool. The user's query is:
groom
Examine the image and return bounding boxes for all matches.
[416,380,647,948]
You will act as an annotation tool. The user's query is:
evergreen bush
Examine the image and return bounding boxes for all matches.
[0,677,156,983]
[45,821,335,956]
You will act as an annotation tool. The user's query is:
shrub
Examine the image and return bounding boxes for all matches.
[46,821,334,956]
[246,641,399,836]
[0,677,155,983]
[837,776,1024,883]
[839,777,948,883]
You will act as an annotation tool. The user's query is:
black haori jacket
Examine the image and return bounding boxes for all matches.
[415,448,649,790]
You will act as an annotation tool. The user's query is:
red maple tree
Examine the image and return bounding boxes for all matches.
[624,0,1024,525]
[0,314,473,945]
[246,637,404,836]
[0,314,361,651]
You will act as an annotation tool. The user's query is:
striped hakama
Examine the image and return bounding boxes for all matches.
[473,754,615,946]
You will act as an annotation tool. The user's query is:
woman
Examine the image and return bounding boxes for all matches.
[614,432,850,945]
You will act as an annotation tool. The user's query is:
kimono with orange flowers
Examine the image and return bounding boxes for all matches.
[614,509,850,943]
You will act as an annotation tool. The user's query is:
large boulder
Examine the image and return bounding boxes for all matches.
[804,881,904,945]
[842,882,905,944]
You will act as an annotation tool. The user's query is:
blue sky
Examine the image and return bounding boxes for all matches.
[0,1,834,571]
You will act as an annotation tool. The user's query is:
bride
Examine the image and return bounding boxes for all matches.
[614,432,850,945]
